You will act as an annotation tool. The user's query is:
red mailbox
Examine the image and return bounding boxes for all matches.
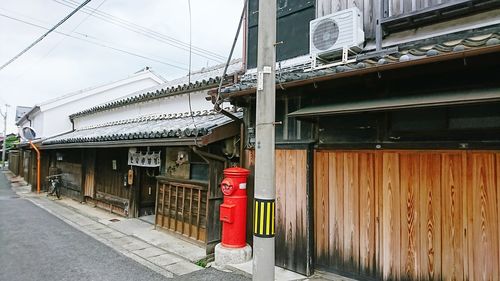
[220,167,250,248]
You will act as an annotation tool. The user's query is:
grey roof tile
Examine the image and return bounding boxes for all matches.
[43,109,242,145]
[223,32,499,95]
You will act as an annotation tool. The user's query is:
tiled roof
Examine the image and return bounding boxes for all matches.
[70,59,243,119]
[222,32,500,95]
[44,108,242,145]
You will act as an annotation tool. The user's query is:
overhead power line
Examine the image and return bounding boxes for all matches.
[57,0,225,61]
[52,0,226,62]
[0,0,92,71]
[6,0,108,82]
[0,13,188,71]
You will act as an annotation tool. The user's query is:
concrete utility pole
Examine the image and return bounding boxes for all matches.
[1,104,9,170]
[252,0,276,280]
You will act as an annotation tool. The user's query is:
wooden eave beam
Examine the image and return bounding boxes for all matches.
[200,121,240,146]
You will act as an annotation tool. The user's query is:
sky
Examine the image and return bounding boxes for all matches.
[0,0,244,134]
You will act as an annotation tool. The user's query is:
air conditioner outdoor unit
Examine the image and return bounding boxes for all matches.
[309,7,364,59]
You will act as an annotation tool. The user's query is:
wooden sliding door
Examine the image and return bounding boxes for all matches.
[314,150,500,281]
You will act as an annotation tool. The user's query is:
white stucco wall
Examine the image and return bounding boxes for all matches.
[22,71,164,139]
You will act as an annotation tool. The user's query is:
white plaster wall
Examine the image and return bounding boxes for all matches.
[33,112,44,137]
[38,77,162,137]
[73,91,221,129]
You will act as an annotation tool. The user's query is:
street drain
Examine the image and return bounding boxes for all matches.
[109,218,120,222]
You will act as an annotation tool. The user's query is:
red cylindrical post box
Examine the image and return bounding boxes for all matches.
[220,167,250,248]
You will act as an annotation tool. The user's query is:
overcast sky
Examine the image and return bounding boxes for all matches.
[0,0,244,133]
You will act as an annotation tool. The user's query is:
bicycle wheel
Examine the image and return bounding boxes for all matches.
[47,183,54,197]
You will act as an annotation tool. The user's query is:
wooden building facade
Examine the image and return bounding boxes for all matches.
[235,46,500,278]
[36,78,244,255]
[225,0,500,279]
[39,135,239,254]
[2,60,245,254]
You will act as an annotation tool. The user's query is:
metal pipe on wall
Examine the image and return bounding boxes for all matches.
[29,141,41,194]
[376,0,384,51]
[1,109,6,170]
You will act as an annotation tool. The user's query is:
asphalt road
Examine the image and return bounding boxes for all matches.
[0,172,250,281]
[0,173,171,281]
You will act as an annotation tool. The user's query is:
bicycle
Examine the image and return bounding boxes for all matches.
[46,174,63,199]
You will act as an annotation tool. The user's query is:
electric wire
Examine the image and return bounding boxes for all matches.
[61,0,223,60]
[186,0,200,147]
[54,0,222,61]
[0,13,188,71]
[188,0,193,85]
[5,0,108,81]
[52,0,226,63]
[215,0,248,110]
[0,0,92,71]
[0,9,186,69]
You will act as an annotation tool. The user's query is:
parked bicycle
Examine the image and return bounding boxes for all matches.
[46,174,63,199]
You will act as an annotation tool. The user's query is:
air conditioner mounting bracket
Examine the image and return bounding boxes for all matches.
[307,46,358,72]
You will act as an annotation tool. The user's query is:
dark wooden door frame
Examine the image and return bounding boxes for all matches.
[274,143,315,276]
[134,166,159,217]
[305,144,315,277]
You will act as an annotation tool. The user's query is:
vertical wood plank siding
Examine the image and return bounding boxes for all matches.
[441,153,463,281]
[8,151,20,175]
[275,149,308,274]
[155,179,208,243]
[316,0,454,37]
[84,149,95,198]
[314,150,500,281]
[419,153,441,281]
[317,0,374,38]
[93,148,131,215]
[469,153,499,281]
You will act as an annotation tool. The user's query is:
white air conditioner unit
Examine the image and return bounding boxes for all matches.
[309,7,364,59]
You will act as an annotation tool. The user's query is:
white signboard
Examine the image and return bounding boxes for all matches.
[128,149,161,167]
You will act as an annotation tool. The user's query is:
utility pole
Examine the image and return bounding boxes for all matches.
[1,104,9,170]
[252,0,276,280]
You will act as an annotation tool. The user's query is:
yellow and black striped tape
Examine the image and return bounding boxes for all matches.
[253,199,275,238]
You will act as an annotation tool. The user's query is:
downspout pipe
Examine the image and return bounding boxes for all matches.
[376,0,385,51]
[29,140,41,194]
